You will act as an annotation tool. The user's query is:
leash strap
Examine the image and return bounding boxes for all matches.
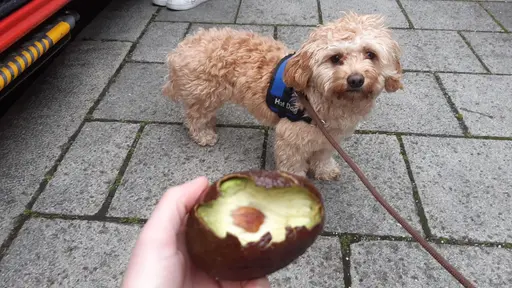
[297,92,476,288]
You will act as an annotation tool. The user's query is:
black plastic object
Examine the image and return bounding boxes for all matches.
[0,0,31,20]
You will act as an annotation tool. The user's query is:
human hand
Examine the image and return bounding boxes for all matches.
[122,177,271,288]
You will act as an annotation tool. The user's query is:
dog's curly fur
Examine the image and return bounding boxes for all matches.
[163,12,403,180]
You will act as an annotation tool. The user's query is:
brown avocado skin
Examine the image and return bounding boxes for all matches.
[185,170,325,281]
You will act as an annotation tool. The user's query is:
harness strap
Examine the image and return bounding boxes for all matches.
[266,54,312,124]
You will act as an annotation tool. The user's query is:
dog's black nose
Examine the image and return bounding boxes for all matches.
[347,73,365,89]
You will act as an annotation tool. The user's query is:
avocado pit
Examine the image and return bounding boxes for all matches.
[231,206,265,233]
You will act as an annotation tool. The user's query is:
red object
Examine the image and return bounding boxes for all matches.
[0,0,71,53]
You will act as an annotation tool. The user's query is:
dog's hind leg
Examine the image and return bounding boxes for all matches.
[182,96,222,147]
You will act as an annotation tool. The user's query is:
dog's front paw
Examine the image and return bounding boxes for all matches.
[312,159,341,181]
[189,130,218,146]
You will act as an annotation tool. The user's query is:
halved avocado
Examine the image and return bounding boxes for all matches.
[186,170,325,281]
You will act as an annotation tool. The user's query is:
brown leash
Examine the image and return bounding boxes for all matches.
[298,92,476,288]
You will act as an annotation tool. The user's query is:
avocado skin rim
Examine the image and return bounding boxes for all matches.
[185,170,325,282]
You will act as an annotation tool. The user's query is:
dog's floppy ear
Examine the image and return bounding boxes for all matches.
[384,42,403,93]
[283,51,312,91]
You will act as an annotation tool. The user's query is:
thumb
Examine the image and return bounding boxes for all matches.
[143,176,209,239]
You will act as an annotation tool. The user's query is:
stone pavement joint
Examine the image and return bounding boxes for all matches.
[478,2,510,33]
[85,8,163,119]
[433,73,471,136]
[24,121,89,211]
[151,19,510,34]
[87,118,266,129]
[259,129,269,170]
[323,231,512,250]
[316,0,323,24]
[87,118,512,140]
[80,38,135,44]
[403,69,512,76]
[234,0,242,22]
[23,210,147,225]
[127,59,166,64]
[457,31,493,74]
[0,214,28,263]
[95,124,146,217]
[339,235,353,288]
[397,135,433,238]
[395,0,415,28]
[12,211,512,251]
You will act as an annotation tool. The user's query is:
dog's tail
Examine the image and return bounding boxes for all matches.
[162,52,179,101]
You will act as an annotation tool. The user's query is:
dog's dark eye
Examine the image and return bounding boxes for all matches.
[330,54,342,65]
[366,51,376,60]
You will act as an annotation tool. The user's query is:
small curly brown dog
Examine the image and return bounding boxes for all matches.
[164,12,403,180]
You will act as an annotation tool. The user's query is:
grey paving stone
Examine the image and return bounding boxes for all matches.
[93,62,259,125]
[266,133,421,237]
[155,0,239,23]
[0,219,140,287]
[32,122,139,215]
[320,0,409,28]
[269,236,344,287]
[237,0,318,25]
[276,26,314,51]
[439,74,512,137]
[351,241,512,288]
[108,125,264,218]
[188,23,274,38]
[403,137,512,242]
[0,41,130,244]
[462,32,512,74]
[482,2,512,31]
[360,72,462,135]
[393,30,486,72]
[130,22,188,63]
[78,0,157,41]
[94,62,180,121]
[401,0,501,31]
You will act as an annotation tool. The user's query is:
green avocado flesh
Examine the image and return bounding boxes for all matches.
[196,178,322,246]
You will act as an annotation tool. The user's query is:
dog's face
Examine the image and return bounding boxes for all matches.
[284,13,403,102]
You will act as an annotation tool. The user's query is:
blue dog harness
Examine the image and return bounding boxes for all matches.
[266,54,312,124]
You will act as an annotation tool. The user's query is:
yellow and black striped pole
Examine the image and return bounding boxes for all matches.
[0,14,77,91]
